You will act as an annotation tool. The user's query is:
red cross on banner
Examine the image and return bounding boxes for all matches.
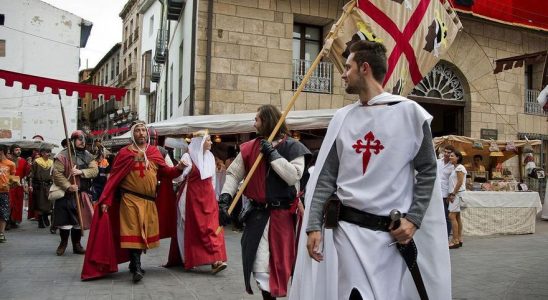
[133,161,146,178]
[352,131,384,175]
[324,0,462,96]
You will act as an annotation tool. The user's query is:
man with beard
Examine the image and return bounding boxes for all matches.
[82,121,186,283]
[52,130,98,256]
[8,144,29,229]
[219,104,310,300]
[289,41,450,300]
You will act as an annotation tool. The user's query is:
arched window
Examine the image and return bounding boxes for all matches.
[411,63,464,101]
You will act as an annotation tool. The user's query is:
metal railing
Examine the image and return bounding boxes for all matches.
[155,29,168,64]
[151,62,161,83]
[525,89,547,116]
[292,59,333,94]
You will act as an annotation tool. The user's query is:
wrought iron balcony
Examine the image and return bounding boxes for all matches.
[525,89,547,116]
[167,0,186,20]
[151,62,161,83]
[127,63,136,81]
[155,29,168,64]
[292,59,333,94]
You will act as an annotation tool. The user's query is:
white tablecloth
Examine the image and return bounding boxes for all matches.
[460,191,542,236]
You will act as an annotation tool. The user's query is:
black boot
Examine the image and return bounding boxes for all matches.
[261,290,276,300]
[38,215,45,228]
[42,214,50,227]
[56,229,70,256]
[71,229,86,254]
[129,249,144,283]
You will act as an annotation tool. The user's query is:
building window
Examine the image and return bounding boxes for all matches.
[410,63,464,101]
[524,63,546,116]
[292,24,332,94]
[170,64,174,117]
[0,14,4,26]
[141,50,152,94]
[105,63,109,83]
[149,15,154,37]
[0,40,5,57]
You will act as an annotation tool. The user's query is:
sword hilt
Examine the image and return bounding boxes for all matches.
[389,209,402,229]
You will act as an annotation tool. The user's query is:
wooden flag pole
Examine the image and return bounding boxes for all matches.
[58,94,85,236]
[216,1,357,234]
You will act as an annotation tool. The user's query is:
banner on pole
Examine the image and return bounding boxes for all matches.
[325,0,462,96]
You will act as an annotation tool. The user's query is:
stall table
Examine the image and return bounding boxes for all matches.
[460,191,542,236]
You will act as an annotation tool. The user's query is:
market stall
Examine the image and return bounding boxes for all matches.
[434,135,543,236]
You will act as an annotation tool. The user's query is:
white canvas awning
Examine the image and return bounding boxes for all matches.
[114,109,337,139]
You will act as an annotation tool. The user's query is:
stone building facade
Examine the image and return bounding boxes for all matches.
[191,0,546,168]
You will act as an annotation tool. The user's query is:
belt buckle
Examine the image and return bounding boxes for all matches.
[270,201,281,207]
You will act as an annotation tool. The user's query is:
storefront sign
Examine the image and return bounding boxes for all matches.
[480,129,498,140]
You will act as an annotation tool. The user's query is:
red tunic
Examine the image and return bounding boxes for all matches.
[181,164,227,269]
[81,145,180,280]
[9,157,29,222]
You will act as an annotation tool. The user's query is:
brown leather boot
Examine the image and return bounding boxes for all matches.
[71,229,86,254]
[56,229,70,256]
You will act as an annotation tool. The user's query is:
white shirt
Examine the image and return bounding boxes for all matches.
[437,158,454,197]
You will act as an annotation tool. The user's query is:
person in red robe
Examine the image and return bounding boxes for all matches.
[8,144,30,228]
[166,130,227,274]
[81,121,184,283]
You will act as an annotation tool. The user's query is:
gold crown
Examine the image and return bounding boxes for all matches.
[192,129,209,137]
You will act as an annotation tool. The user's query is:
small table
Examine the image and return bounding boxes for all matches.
[460,191,542,236]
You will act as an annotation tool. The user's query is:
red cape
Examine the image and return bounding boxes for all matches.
[81,145,180,280]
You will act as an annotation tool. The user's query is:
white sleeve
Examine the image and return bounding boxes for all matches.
[222,154,246,196]
[270,156,305,186]
[172,153,193,183]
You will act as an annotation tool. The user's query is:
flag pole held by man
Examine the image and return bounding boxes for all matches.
[290,0,461,300]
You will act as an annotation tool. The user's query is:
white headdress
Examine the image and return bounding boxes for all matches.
[130,121,150,169]
[188,130,215,180]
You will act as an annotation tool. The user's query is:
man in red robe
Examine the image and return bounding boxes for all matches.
[81,121,183,283]
[8,144,29,228]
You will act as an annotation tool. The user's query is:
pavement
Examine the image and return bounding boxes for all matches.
[1,215,548,300]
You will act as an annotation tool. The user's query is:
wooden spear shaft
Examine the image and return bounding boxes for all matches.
[58,94,85,236]
[216,1,357,234]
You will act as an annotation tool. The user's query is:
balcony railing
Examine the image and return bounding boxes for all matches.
[134,28,139,42]
[155,29,168,64]
[525,89,548,116]
[127,62,136,80]
[292,59,333,94]
[151,62,161,83]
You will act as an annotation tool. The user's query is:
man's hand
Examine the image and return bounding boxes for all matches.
[72,165,83,176]
[260,139,282,162]
[28,186,33,193]
[306,231,324,262]
[218,193,233,226]
[389,218,417,245]
[101,204,109,213]
[67,184,79,192]
[297,201,305,217]
[176,159,188,171]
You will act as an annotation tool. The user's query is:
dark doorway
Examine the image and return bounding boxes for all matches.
[409,96,465,138]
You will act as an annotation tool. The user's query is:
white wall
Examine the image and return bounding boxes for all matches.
[156,0,194,121]
[139,0,162,122]
[0,0,88,145]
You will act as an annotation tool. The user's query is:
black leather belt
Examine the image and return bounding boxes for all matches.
[250,200,291,210]
[338,204,392,232]
[120,188,156,201]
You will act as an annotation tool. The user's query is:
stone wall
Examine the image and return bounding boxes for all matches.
[195,0,351,115]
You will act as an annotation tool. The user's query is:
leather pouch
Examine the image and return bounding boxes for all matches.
[323,194,341,229]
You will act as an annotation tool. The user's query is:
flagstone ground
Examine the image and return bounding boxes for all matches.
[1,215,548,299]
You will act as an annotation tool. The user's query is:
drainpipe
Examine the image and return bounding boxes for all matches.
[203,0,213,115]
[189,0,199,115]
[164,22,170,120]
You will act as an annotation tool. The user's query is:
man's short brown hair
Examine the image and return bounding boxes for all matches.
[349,41,388,83]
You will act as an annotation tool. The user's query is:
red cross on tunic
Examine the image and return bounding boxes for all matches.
[133,161,146,178]
[352,131,384,175]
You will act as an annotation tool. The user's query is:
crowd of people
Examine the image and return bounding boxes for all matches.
[2,41,468,299]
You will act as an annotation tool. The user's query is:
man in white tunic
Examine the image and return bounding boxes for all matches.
[292,41,451,299]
